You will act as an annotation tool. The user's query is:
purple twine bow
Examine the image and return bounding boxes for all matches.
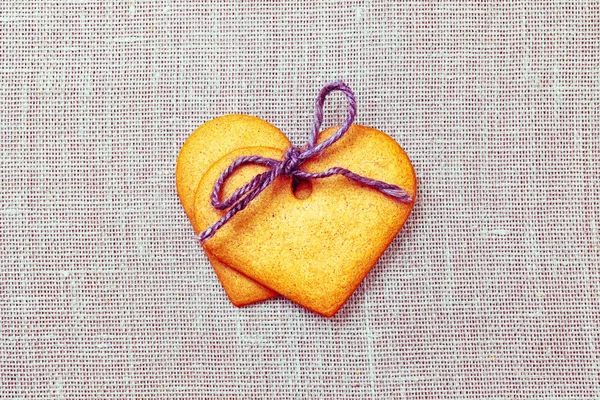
[198,81,413,242]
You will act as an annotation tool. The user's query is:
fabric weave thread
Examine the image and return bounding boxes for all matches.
[1,1,599,398]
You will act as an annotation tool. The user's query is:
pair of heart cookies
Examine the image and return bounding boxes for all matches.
[176,114,416,317]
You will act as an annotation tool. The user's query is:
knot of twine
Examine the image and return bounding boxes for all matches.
[198,81,413,242]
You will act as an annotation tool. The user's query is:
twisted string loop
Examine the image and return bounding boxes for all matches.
[198,81,412,242]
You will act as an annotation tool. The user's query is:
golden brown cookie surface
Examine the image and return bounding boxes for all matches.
[194,125,417,317]
[176,115,290,306]
[205,252,275,307]
[176,114,290,223]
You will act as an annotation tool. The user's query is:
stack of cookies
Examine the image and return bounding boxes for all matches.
[176,114,416,317]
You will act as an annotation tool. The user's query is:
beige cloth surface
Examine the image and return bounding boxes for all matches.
[1,1,599,398]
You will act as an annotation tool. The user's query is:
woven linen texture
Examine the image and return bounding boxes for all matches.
[1,1,599,399]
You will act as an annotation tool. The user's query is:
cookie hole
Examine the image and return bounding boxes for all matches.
[292,177,313,200]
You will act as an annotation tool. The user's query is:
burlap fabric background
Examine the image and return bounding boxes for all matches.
[1,1,599,398]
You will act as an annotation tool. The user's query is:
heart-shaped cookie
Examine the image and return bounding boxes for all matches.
[176,114,289,306]
[194,124,416,317]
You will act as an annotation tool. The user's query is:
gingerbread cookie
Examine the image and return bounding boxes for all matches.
[194,124,416,317]
[176,115,289,306]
